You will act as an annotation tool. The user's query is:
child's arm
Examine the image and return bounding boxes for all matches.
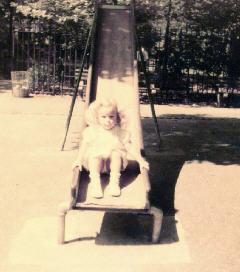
[72,141,87,170]
[72,138,88,171]
[72,126,93,170]
[125,142,149,172]
[120,129,149,172]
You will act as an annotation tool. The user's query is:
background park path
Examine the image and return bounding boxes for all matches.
[0,80,240,272]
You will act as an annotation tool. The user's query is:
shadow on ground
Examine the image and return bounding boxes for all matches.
[67,114,240,245]
[143,114,240,216]
[95,213,178,245]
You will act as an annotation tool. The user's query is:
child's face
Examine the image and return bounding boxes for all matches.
[98,106,117,130]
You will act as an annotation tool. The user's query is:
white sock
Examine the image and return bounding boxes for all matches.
[108,172,121,197]
[89,173,103,198]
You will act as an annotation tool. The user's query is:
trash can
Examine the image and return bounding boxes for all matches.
[11,71,30,97]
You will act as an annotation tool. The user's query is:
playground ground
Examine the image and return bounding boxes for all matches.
[0,80,240,272]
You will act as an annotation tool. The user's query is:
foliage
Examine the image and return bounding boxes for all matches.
[2,0,240,86]
[12,0,93,25]
[10,0,95,54]
[0,0,15,78]
[134,0,240,87]
[0,1,14,48]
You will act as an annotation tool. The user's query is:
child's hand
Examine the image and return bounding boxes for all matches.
[72,161,82,171]
[138,157,149,173]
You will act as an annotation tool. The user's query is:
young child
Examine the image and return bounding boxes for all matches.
[73,98,149,198]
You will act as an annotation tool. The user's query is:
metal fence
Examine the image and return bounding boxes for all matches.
[8,18,240,106]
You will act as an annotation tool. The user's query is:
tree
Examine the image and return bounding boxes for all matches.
[11,0,95,59]
[136,0,240,89]
[182,0,240,81]
[0,1,16,77]
[12,0,93,25]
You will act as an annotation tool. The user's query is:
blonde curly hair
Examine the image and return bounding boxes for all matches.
[85,98,127,128]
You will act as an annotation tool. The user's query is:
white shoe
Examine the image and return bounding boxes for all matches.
[89,180,103,199]
[107,182,121,197]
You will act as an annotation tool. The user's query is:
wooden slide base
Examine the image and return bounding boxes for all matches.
[58,203,163,245]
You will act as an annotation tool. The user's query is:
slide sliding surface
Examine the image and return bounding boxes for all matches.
[86,5,143,151]
[77,5,150,210]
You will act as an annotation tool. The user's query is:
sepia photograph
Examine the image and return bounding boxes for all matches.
[0,0,240,271]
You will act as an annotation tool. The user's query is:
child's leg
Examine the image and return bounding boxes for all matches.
[88,156,104,198]
[107,151,122,197]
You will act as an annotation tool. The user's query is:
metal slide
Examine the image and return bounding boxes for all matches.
[79,5,149,209]
[58,5,163,244]
[86,5,143,151]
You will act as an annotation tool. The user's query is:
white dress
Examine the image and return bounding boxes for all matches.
[81,125,130,171]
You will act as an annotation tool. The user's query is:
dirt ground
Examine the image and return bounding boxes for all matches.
[0,81,240,272]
